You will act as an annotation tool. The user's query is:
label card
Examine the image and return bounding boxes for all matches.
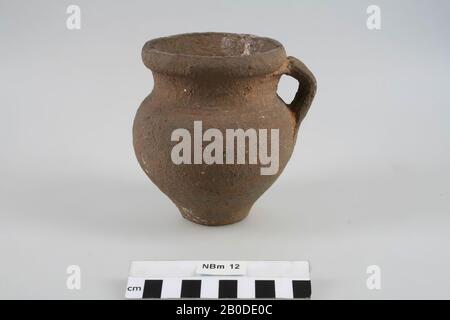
[195,261,247,276]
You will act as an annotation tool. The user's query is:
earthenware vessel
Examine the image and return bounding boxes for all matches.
[133,32,316,226]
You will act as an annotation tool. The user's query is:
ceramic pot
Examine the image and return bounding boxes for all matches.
[133,32,316,226]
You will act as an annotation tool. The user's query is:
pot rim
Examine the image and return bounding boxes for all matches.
[142,32,287,77]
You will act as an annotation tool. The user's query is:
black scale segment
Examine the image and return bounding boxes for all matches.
[292,280,312,298]
[142,280,163,298]
[255,280,276,298]
[180,280,202,298]
[218,280,238,298]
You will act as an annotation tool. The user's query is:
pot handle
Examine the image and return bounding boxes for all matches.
[281,56,317,130]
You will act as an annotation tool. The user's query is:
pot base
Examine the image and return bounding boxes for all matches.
[178,205,251,226]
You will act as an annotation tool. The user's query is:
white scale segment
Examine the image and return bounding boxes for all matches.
[125,261,311,299]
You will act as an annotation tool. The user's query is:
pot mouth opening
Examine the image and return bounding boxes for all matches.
[145,32,283,58]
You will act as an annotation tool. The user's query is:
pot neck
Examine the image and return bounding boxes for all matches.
[152,73,279,104]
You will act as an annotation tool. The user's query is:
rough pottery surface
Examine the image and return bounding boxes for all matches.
[133,32,317,226]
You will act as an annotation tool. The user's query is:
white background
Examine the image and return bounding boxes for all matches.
[1,0,449,299]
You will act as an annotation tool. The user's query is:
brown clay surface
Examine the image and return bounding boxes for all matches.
[133,32,316,225]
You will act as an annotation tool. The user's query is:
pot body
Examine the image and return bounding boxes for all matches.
[133,33,316,225]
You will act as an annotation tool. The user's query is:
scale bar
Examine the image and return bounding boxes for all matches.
[128,278,311,299]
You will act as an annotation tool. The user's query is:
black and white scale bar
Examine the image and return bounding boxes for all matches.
[128,278,311,299]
